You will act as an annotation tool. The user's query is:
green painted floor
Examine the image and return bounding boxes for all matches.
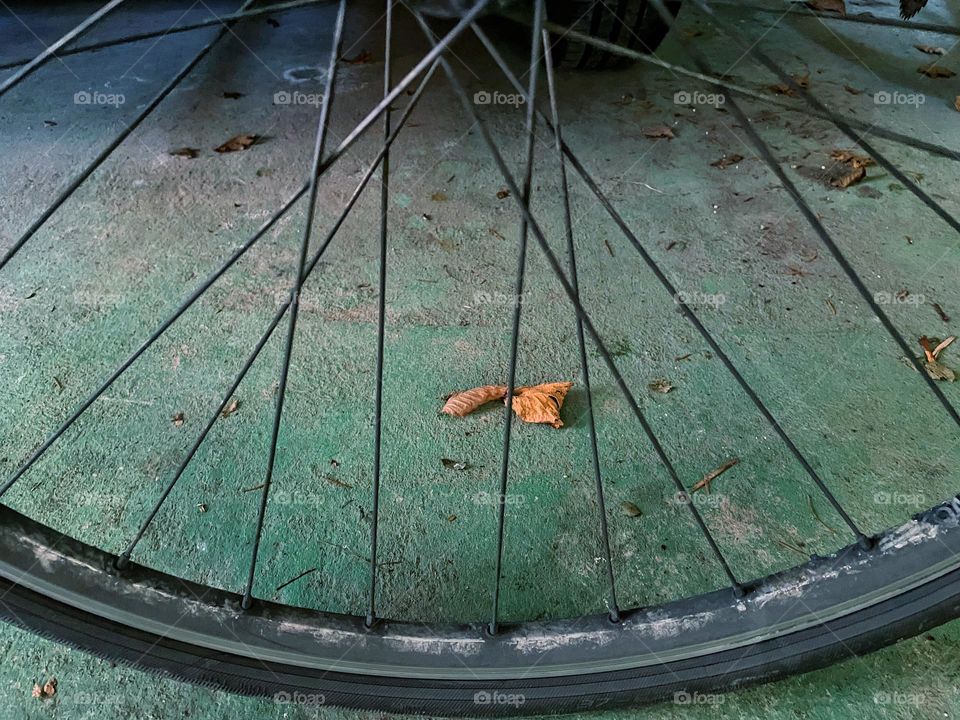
[1,0,959,717]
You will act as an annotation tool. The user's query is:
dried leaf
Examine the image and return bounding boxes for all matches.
[620,501,642,517]
[691,458,740,493]
[442,385,506,417]
[31,685,43,699]
[172,411,185,427]
[919,335,938,363]
[925,360,956,381]
[932,335,956,359]
[768,74,810,96]
[830,149,874,168]
[496,189,510,200]
[641,125,675,140]
[214,134,258,153]
[342,50,373,65]
[918,64,956,79]
[932,303,951,323]
[710,153,743,169]
[447,514,457,522]
[831,165,866,189]
[169,147,199,159]
[431,191,448,202]
[648,378,675,394]
[843,84,862,95]
[441,458,470,471]
[42,679,57,698]
[510,382,573,428]
[915,44,946,55]
[806,0,845,14]
[221,398,241,417]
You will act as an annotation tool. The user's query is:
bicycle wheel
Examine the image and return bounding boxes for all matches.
[2,0,959,715]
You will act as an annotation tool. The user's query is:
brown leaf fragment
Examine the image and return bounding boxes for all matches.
[844,84,862,95]
[830,149,874,168]
[932,335,956,360]
[496,188,510,200]
[648,378,675,394]
[31,684,43,699]
[710,153,744,169]
[932,303,951,322]
[170,147,199,159]
[925,360,956,381]
[831,165,866,189]
[768,74,809,96]
[915,44,946,55]
[919,335,938,363]
[214,134,258,153]
[510,382,573,428]
[447,514,457,522]
[172,411,185,427]
[342,50,372,64]
[42,679,57,698]
[442,385,507,417]
[221,398,241,417]
[620,501,642,517]
[805,0,845,14]
[641,124,675,140]
[691,458,740,493]
[431,191,448,202]
[918,64,956,78]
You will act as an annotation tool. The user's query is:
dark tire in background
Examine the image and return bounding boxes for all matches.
[549,0,682,69]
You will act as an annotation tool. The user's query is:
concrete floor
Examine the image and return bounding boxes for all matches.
[1,0,959,717]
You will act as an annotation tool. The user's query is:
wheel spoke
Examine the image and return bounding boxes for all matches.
[242,0,347,610]
[542,28,619,623]
[366,0,394,629]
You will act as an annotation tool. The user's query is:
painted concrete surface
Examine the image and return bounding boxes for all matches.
[1,0,959,717]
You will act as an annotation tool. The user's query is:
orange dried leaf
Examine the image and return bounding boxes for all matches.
[510,381,573,428]
[214,134,258,153]
[442,385,507,417]
[641,125,675,140]
[831,165,865,189]
[918,64,956,78]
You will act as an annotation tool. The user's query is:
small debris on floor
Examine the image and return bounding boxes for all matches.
[620,501,642,517]
[648,378,675,394]
[804,0,846,14]
[918,64,956,78]
[767,73,809,96]
[32,678,56,700]
[919,335,956,381]
[710,153,743,169]
[496,189,510,200]
[914,44,946,56]
[431,191,448,202]
[442,382,573,428]
[441,458,469,471]
[691,458,740,493]
[641,125,675,140]
[341,50,373,64]
[214,134,258,153]
[222,91,244,99]
[197,503,208,513]
[169,147,199,159]
[932,302,951,322]
[171,412,185,427]
[221,398,241,417]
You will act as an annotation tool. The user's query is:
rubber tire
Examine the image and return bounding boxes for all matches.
[549,0,682,70]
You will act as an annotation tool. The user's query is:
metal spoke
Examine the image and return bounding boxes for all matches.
[414,11,744,602]
[0,0,128,98]
[0,1,484,499]
[242,0,346,611]
[485,0,544,637]
[0,0,334,72]
[537,20,960,163]
[0,0,257,272]
[116,58,440,568]
[366,0,393,629]
[471,23,870,547]
[542,27,619,623]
